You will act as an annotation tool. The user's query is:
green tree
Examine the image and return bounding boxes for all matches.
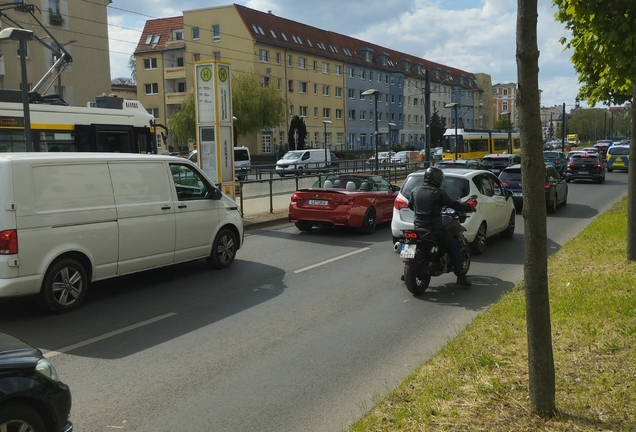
[167,93,196,149]
[128,55,136,84]
[494,114,514,131]
[518,0,556,415]
[288,116,307,150]
[429,110,446,146]
[232,71,286,139]
[554,0,636,259]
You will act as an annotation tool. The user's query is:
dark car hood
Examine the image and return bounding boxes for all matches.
[0,332,41,361]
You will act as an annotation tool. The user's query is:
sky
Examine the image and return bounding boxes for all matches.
[107,0,583,109]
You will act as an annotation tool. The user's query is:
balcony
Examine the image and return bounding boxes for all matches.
[166,91,186,105]
[165,66,185,80]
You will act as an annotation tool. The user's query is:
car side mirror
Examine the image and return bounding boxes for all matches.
[392,184,401,192]
[505,189,513,199]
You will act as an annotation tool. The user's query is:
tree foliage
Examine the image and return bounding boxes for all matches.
[111,77,135,85]
[288,116,307,150]
[167,93,196,146]
[128,55,137,83]
[518,0,556,415]
[429,110,446,145]
[554,0,636,259]
[494,114,514,131]
[232,71,286,138]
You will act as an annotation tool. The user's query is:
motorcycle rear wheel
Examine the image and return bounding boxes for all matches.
[404,260,431,295]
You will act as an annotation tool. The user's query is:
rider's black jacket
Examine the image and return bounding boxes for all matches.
[408,183,472,232]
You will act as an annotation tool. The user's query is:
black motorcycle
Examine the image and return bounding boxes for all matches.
[395,207,472,295]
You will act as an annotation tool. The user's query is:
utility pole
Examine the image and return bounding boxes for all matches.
[424,69,431,167]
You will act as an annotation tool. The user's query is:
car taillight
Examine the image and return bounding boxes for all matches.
[544,182,551,189]
[394,197,409,210]
[0,230,18,255]
[290,193,299,203]
[334,196,354,205]
[567,163,573,167]
[465,198,478,209]
[555,159,561,164]
[595,163,601,168]
[404,231,418,239]
[501,182,509,188]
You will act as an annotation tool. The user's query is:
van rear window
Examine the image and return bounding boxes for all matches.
[608,146,629,156]
[234,149,249,161]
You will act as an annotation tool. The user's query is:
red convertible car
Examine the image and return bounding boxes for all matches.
[288,174,400,234]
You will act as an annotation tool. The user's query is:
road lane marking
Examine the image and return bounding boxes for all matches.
[43,312,177,359]
[293,247,370,274]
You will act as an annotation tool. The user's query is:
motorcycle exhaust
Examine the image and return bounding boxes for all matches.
[394,241,402,254]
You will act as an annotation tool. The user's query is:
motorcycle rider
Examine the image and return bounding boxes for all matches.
[408,167,476,287]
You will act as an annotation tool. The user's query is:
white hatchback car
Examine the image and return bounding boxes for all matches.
[391,169,516,255]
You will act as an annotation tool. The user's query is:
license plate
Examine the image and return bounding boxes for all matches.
[308,199,328,206]
[578,171,589,174]
[513,192,522,196]
[400,243,416,259]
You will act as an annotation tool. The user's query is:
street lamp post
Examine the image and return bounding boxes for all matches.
[322,120,332,168]
[0,28,34,152]
[445,103,459,160]
[501,111,512,154]
[362,89,380,173]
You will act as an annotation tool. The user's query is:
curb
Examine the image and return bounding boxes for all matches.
[243,217,290,231]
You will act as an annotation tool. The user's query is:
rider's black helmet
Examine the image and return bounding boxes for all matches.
[424,167,444,187]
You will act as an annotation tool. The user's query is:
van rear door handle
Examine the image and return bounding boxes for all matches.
[178,204,187,209]
[161,206,171,210]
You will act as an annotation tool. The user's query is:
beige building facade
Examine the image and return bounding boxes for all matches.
[0,0,112,106]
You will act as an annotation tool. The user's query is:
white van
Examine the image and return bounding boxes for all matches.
[275,149,333,177]
[189,147,251,180]
[0,153,244,313]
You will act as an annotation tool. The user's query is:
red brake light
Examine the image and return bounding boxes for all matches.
[290,193,299,203]
[465,198,478,208]
[555,159,561,164]
[404,231,418,239]
[544,182,551,189]
[394,197,409,210]
[501,182,509,187]
[0,230,18,255]
[595,163,601,168]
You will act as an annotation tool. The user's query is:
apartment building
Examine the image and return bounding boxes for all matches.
[0,0,112,106]
[135,4,489,157]
[493,82,518,129]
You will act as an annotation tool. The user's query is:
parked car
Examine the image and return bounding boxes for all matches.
[543,151,567,175]
[288,174,400,234]
[390,151,410,166]
[437,159,486,171]
[431,147,443,161]
[499,164,568,213]
[391,169,516,255]
[0,332,73,432]
[480,153,521,176]
[606,144,630,172]
[565,153,606,183]
[367,151,395,166]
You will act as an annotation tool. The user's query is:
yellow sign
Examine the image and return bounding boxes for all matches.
[218,67,228,82]
[200,67,212,82]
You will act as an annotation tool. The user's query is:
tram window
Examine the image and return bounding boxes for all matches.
[469,139,488,152]
[494,139,508,152]
[39,131,75,152]
[0,131,26,152]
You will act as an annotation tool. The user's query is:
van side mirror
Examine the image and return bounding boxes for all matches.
[211,188,223,200]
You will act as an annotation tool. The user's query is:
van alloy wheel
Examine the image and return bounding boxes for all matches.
[38,258,88,313]
[207,228,237,269]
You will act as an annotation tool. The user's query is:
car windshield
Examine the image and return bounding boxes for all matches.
[608,146,629,156]
[482,157,511,167]
[282,151,303,160]
[572,155,599,163]
[499,168,522,183]
[401,175,469,199]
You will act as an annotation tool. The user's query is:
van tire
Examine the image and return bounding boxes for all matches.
[207,228,237,269]
[38,258,88,313]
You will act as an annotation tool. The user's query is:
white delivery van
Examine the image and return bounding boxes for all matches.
[0,153,244,313]
[275,149,332,177]
[234,146,251,180]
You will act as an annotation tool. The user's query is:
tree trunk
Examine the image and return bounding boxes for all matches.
[516,0,556,414]
[627,83,636,260]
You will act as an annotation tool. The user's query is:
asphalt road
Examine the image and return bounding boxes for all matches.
[0,172,628,432]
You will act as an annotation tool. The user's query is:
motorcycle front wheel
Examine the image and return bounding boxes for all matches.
[404,259,431,295]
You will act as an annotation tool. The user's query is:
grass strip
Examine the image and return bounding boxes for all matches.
[350,196,635,431]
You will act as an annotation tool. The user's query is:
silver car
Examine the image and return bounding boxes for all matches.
[391,169,516,255]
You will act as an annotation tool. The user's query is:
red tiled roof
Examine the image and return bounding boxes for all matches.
[135,16,185,54]
[234,4,479,89]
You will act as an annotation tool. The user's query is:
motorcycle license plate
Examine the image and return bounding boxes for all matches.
[400,243,416,259]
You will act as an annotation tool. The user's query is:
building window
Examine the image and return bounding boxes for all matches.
[337,132,343,145]
[348,133,356,150]
[323,108,331,119]
[213,51,221,60]
[314,107,318,118]
[276,52,281,64]
[503,102,509,111]
[16,41,29,58]
[349,68,355,78]
[335,65,342,76]
[177,57,184,67]
[322,62,329,74]
[261,132,272,153]
[289,105,294,116]
[277,79,282,90]
[348,89,355,99]
[299,82,307,93]
[360,70,366,80]
[212,25,220,42]
[313,60,317,71]
[503,89,508,96]
[359,90,365,100]
[145,83,159,95]
[174,31,184,40]
[260,76,270,87]
[49,0,63,26]
[287,55,293,67]
[298,57,306,69]
[360,133,367,147]
[192,27,200,40]
[348,110,355,120]
[335,87,342,98]
[178,82,186,92]
[146,108,159,118]
[288,80,294,92]
[313,84,318,95]
[360,111,366,121]
[259,49,269,62]
[143,58,157,70]
[193,53,200,62]
[336,109,343,120]
[299,106,308,117]
[325,132,331,145]
[322,85,329,96]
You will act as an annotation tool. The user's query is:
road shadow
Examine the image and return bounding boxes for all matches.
[0,259,287,360]
[414,275,516,311]
[470,233,563,265]
[549,203,599,219]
